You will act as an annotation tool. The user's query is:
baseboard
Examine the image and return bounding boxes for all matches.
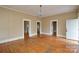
[29,32,51,37]
[41,32,51,35]
[30,32,51,36]
[41,32,66,38]
[29,33,37,37]
[0,36,24,44]
[57,34,66,38]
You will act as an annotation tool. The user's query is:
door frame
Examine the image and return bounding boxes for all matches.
[50,19,58,36]
[36,21,42,35]
[23,19,31,37]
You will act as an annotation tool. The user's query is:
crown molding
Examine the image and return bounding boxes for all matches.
[0,6,36,17]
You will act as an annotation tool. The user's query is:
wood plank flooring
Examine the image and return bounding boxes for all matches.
[0,34,78,53]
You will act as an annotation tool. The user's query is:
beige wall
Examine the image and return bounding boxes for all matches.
[41,11,77,37]
[0,7,39,42]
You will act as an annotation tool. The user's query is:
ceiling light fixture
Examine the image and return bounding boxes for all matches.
[39,5,42,17]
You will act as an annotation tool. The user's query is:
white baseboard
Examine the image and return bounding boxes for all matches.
[30,32,51,36]
[29,33,37,37]
[57,34,66,38]
[41,32,51,35]
[41,32,66,38]
[0,36,24,44]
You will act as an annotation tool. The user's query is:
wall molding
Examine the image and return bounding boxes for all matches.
[0,36,24,44]
[41,32,52,35]
[29,33,37,37]
[41,32,66,38]
[0,6,32,16]
[57,34,66,38]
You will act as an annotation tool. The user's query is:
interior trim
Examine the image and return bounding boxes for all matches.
[0,36,23,44]
[50,19,58,36]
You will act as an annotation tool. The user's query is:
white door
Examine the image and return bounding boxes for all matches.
[66,19,78,40]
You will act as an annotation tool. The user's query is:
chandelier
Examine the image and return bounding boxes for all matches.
[39,5,42,17]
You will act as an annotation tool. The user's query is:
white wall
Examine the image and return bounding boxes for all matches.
[0,7,39,43]
[41,11,77,37]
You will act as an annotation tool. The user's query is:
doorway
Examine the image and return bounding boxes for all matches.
[50,20,58,36]
[52,21,57,36]
[24,21,29,39]
[37,22,41,35]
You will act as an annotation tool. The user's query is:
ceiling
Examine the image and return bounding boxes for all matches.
[0,5,78,17]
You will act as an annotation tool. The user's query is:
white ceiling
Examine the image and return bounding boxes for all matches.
[0,5,78,17]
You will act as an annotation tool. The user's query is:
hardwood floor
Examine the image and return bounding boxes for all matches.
[0,34,78,53]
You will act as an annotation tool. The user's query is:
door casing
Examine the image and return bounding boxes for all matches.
[23,19,31,37]
[36,21,41,35]
[50,19,58,36]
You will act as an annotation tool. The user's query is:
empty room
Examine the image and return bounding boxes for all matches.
[0,5,79,53]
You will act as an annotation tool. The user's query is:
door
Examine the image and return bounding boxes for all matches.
[66,19,78,40]
[37,22,40,35]
[24,21,29,39]
[52,21,57,36]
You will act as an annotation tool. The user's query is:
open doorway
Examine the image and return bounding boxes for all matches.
[50,20,58,36]
[24,21,29,39]
[52,21,57,36]
[37,22,41,35]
